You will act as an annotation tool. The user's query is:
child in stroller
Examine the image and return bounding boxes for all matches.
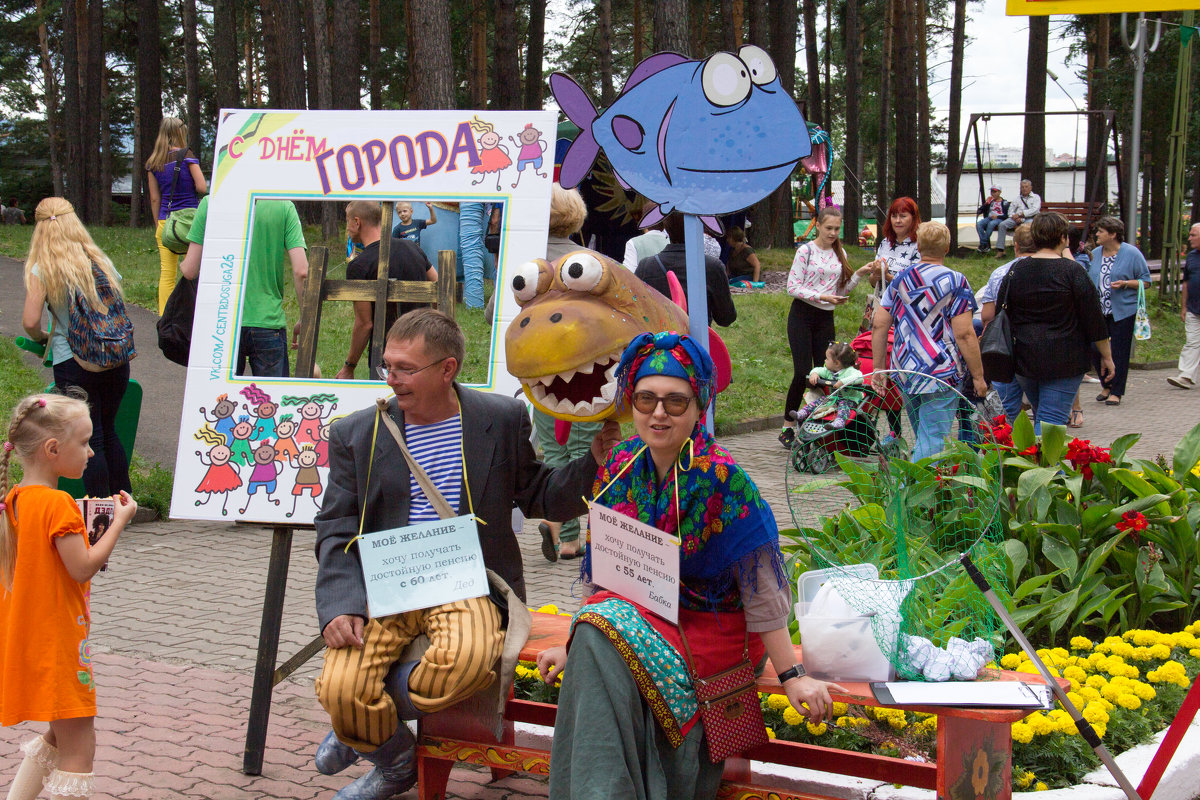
[787,343,878,473]
[791,342,864,429]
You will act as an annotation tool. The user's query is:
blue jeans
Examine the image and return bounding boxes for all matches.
[907,389,959,461]
[976,218,1002,248]
[992,380,1025,422]
[1014,374,1083,433]
[237,326,289,377]
[459,202,487,308]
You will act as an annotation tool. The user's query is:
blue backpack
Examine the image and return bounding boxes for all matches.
[67,262,136,371]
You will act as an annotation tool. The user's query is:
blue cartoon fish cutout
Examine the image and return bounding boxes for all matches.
[551,47,810,234]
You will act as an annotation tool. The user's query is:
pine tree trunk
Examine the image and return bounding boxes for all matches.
[764,0,797,248]
[945,0,967,251]
[135,0,162,225]
[183,0,202,157]
[305,0,336,238]
[469,0,487,107]
[633,0,644,64]
[100,69,112,225]
[1021,16,1048,193]
[875,0,893,228]
[261,0,283,105]
[78,0,103,222]
[262,0,306,108]
[747,0,766,47]
[841,0,860,245]
[36,0,64,197]
[803,0,820,126]
[331,0,360,108]
[1085,15,1110,210]
[598,0,615,106]
[494,0,521,109]
[213,0,241,110]
[369,0,381,109]
[823,0,831,146]
[653,0,689,55]
[916,0,930,220]
[408,0,454,109]
[892,0,917,202]
[524,0,546,109]
[721,0,742,50]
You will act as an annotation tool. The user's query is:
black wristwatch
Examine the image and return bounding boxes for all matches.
[344,360,357,369]
[778,663,807,682]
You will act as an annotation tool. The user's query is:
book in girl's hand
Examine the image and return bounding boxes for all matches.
[76,497,115,572]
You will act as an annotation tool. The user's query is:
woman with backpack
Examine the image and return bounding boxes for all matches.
[146,117,207,313]
[20,197,135,496]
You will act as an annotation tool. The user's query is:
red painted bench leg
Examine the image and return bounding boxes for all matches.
[490,767,518,783]
[418,756,454,800]
[938,716,1013,800]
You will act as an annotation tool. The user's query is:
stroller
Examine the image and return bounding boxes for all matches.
[788,330,905,474]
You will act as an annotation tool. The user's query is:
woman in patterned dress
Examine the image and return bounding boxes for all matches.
[537,332,843,800]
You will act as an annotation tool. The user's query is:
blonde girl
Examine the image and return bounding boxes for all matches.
[0,394,137,800]
[780,205,872,446]
[21,197,133,497]
[145,116,207,312]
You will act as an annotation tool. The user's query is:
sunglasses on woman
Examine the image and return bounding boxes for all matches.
[631,391,695,416]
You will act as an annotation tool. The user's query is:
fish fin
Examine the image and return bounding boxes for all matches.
[614,171,632,190]
[550,73,600,190]
[656,98,677,186]
[664,268,687,310]
[621,52,691,94]
[700,216,724,236]
[709,329,733,394]
[639,205,666,231]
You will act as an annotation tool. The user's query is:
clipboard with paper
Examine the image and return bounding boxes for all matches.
[871,680,1053,709]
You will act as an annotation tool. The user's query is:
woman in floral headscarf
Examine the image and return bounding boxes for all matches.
[537,332,843,800]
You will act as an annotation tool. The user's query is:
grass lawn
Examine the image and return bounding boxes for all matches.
[0,226,1185,433]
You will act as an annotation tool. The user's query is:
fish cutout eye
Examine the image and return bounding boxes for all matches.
[511,260,548,305]
[701,52,752,108]
[560,253,605,292]
[738,45,776,86]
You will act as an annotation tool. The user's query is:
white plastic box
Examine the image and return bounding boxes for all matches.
[794,565,895,682]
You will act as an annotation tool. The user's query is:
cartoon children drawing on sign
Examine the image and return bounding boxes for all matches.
[509,123,547,188]
[229,416,256,466]
[469,116,512,192]
[287,394,338,446]
[274,414,300,462]
[194,425,242,516]
[286,444,323,518]
[241,384,279,441]
[200,394,238,446]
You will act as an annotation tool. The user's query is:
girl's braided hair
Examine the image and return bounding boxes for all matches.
[0,393,91,591]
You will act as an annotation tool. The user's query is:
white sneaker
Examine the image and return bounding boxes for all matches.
[1167,376,1194,389]
[1081,373,1102,384]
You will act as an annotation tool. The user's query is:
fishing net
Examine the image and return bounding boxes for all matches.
[784,370,1008,681]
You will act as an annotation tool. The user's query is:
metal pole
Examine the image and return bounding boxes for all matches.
[1122,13,1162,248]
[959,554,1143,800]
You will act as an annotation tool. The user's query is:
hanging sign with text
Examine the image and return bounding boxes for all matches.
[358,514,487,618]
[589,504,680,624]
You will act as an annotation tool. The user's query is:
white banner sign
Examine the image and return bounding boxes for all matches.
[589,504,680,624]
[358,514,487,618]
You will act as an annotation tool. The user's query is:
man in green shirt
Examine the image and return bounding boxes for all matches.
[181,196,308,376]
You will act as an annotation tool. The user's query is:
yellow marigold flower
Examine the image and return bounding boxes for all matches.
[836,715,852,728]
[831,702,849,716]
[1129,681,1156,701]
[1014,770,1036,789]
[1026,713,1054,736]
[1063,666,1087,683]
[1115,693,1141,710]
[766,727,776,739]
[767,693,790,711]
[917,717,938,735]
[1093,722,1107,739]
[1079,687,1102,703]
[1148,643,1172,660]
[1066,691,1084,708]
[1010,722,1034,744]
[1001,653,1023,670]
[1036,781,1049,791]
[806,721,828,736]
[1017,662,1041,675]
[782,707,803,726]
[1070,636,1094,651]
[1124,630,1159,646]
[1083,703,1110,725]
[536,603,559,615]
[1129,646,1156,662]
[1191,648,1200,659]
[852,716,871,729]
[1086,674,1107,689]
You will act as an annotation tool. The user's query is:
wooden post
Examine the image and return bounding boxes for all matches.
[372,202,394,370]
[293,247,328,377]
[437,250,456,317]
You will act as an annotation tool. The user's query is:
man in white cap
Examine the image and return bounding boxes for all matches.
[975,185,1009,253]
[995,179,1041,256]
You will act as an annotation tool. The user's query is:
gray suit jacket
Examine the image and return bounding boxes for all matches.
[314,385,597,632]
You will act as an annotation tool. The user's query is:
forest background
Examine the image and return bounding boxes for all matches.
[0,0,1197,258]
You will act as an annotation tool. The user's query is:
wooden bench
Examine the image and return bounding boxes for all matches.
[414,612,1059,800]
[1040,201,1107,240]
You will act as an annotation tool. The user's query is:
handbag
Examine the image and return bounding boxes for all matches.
[677,623,768,763]
[156,275,198,366]
[1134,281,1151,341]
[979,261,1018,383]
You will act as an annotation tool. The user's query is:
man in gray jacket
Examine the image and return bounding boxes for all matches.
[312,308,620,800]
[995,179,1042,255]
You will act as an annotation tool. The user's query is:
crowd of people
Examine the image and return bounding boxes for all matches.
[3,146,1194,800]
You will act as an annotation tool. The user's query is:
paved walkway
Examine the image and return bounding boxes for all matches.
[3,249,1199,797]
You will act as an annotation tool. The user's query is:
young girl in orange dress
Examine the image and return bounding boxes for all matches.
[0,394,137,800]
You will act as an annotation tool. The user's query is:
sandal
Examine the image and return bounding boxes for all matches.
[1105,397,1122,407]
[1095,392,1110,403]
[539,522,558,563]
[1068,409,1084,428]
[559,543,584,560]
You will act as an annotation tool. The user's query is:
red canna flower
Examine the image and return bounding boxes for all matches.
[1018,445,1039,459]
[1115,510,1148,533]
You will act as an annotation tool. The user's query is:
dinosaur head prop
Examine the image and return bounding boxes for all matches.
[504,249,688,422]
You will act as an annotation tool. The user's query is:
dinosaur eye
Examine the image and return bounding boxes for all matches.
[560,253,604,292]
[738,45,776,86]
[701,52,752,107]
[511,261,545,304]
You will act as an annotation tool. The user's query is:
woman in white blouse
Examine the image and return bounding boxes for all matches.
[781,206,872,446]
[860,196,922,332]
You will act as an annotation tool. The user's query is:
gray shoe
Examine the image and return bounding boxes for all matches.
[1167,376,1194,389]
[315,729,359,775]
[333,723,417,800]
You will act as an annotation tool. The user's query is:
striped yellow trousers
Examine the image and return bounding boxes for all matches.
[314,596,504,751]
